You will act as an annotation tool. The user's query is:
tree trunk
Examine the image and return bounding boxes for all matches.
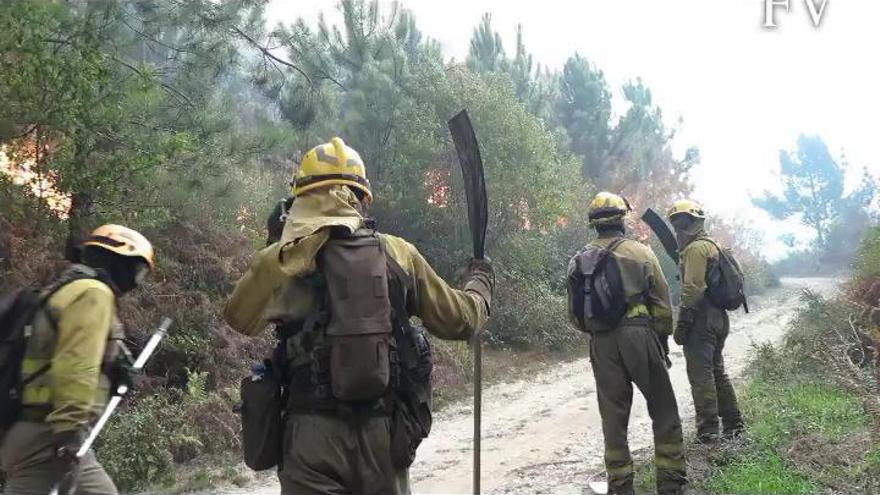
[65,191,94,262]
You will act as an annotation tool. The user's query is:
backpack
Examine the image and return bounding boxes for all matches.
[240,229,433,471]
[0,288,46,427]
[0,273,94,427]
[569,238,628,331]
[700,238,749,312]
[318,229,394,402]
[318,228,433,465]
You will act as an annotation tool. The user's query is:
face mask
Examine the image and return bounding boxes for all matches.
[672,216,705,247]
[134,263,150,286]
[670,215,692,232]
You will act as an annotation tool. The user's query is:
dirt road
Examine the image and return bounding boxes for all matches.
[218,278,836,495]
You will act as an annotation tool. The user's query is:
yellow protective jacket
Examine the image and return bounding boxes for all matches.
[224,186,488,342]
[21,266,122,434]
[678,237,721,311]
[567,232,673,335]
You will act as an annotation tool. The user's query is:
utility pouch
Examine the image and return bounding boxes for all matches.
[320,233,393,402]
[390,399,430,469]
[240,360,282,471]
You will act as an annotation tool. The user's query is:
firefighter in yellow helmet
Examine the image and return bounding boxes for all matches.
[224,137,493,495]
[668,199,744,443]
[567,192,685,495]
[0,225,154,495]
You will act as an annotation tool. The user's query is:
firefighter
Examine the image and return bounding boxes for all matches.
[669,199,744,443]
[567,192,686,495]
[0,225,155,495]
[224,137,493,495]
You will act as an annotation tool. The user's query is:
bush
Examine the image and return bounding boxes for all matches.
[740,255,781,295]
[96,381,241,492]
[854,226,880,280]
[96,393,193,491]
[488,276,577,351]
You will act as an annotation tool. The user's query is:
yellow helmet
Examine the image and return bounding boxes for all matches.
[292,137,372,203]
[667,199,706,220]
[588,191,631,225]
[82,224,155,270]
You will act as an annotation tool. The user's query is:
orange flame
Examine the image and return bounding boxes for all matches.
[0,141,71,219]
[425,168,449,208]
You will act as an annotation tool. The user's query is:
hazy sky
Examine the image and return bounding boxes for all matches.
[266,0,880,259]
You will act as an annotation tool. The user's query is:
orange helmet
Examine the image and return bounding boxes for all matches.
[81,224,155,270]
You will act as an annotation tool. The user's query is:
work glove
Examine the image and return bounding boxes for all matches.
[266,197,294,246]
[659,334,672,369]
[108,354,136,394]
[673,307,696,346]
[463,257,494,315]
[107,340,140,394]
[51,430,85,495]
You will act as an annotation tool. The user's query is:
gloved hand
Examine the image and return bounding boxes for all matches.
[659,334,672,369]
[108,354,136,394]
[673,308,695,346]
[51,430,84,495]
[266,197,294,246]
[463,257,494,314]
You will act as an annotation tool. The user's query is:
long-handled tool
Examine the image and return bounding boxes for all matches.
[641,208,679,264]
[50,317,173,495]
[448,109,489,495]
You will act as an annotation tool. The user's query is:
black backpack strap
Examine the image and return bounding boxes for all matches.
[379,237,422,377]
[606,237,627,253]
[695,236,723,255]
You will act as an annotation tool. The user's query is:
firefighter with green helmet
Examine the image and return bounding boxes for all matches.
[567,192,686,495]
[224,137,493,495]
[0,225,155,495]
[668,199,744,443]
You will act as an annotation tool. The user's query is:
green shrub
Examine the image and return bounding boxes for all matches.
[740,256,781,295]
[96,393,195,491]
[488,277,577,351]
[96,371,241,492]
[854,226,880,279]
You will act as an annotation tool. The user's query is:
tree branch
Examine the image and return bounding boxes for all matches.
[231,26,313,84]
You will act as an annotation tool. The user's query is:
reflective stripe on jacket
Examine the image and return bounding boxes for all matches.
[22,268,121,433]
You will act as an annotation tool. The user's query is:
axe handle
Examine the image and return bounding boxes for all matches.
[473,331,482,495]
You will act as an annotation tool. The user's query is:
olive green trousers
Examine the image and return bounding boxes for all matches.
[0,421,117,495]
[590,324,686,495]
[278,413,410,495]
[683,304,743,441]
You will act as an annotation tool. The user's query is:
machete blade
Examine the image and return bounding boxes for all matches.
[448,109,488,260]
[641,208,680,264]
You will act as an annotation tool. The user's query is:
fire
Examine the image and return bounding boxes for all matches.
[425,168,449,208]
[0,140,71,219]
